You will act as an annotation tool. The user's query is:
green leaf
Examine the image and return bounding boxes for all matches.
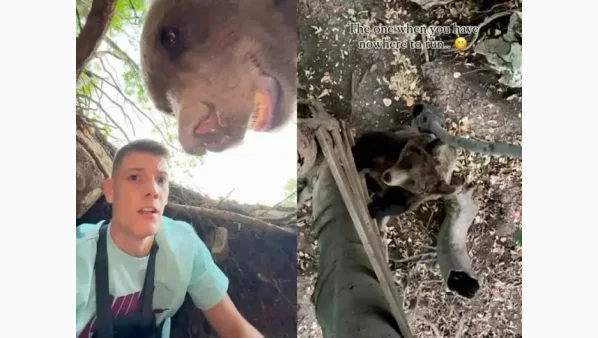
[283,177,296,195]
[513,229,522,246]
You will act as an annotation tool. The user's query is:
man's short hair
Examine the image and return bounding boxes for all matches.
[112,139,170,176]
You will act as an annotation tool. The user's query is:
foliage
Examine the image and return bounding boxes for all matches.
[108,0,147,35]
[280,177,297,208]
[513,229,522,246]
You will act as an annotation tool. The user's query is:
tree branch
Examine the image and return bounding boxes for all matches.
[86,96,131,142]
[412,104,522,159]
[258,191,297,217]
[165,203,296,235]
[104,36,141,73]
[258,212,297,224]
[91,81,136,136]
[84,70,185,154]
[98,57,125,94]
[76,0,118,81]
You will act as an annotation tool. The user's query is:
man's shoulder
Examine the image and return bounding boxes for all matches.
[76,221,103,247]
[159,216,201,247]
[76,221,104,269]
[160,216,196,235]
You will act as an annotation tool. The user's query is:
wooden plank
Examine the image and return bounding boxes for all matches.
[338,121,388,263]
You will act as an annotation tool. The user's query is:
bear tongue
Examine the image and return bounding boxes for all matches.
[195,113,219,135]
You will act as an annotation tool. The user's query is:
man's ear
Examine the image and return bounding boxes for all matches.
[103,178,114,204]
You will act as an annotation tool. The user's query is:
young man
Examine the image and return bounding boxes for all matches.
[76,139,263,338]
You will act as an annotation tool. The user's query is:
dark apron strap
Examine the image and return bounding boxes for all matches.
[94,222,113,338]
[141,240,159,326]
[94,222,160,338]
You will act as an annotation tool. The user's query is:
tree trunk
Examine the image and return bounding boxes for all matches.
[76,115,113,218]
[76,0,118,81]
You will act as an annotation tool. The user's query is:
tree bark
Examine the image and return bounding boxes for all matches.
[310,164,409,338]
[76,114,113,218]
[76,0,118,81]
[165,203,295,235]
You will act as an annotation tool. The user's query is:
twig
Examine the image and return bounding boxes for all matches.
[91,81,136,137]
[104,36,141,74]
[165,203,295,235]
[94,50,121,61]
[216,189,235,207]
[85,70,184,153]
[99,57,124,94]
[76,0,118,80]
[465,10,516,51]
[258,191,297,216]
[390,252,436,264]
[85,96,131,142]
[127,0,140,23]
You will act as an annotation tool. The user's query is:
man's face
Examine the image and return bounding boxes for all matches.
[103,151,170,238]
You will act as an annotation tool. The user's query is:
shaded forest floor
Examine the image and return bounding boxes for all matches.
[297,0,522,337]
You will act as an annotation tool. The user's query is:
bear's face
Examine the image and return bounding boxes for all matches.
[140,0,296,155]
[381,143,454,195]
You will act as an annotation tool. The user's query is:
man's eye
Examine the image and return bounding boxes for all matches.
[157,177,168,184]
[129,174,139,181]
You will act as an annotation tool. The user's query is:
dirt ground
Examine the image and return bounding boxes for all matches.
[297,0,522,337]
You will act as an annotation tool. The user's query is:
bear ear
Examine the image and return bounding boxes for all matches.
[411,103,425,119]
[424,138,444,155]
[396,144,424,170]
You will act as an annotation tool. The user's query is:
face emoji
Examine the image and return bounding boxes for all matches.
[454,37,468,51]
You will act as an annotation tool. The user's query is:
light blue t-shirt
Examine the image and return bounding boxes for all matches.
[76,216,229,338]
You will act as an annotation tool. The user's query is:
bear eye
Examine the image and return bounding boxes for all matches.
[159,27,185,57]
